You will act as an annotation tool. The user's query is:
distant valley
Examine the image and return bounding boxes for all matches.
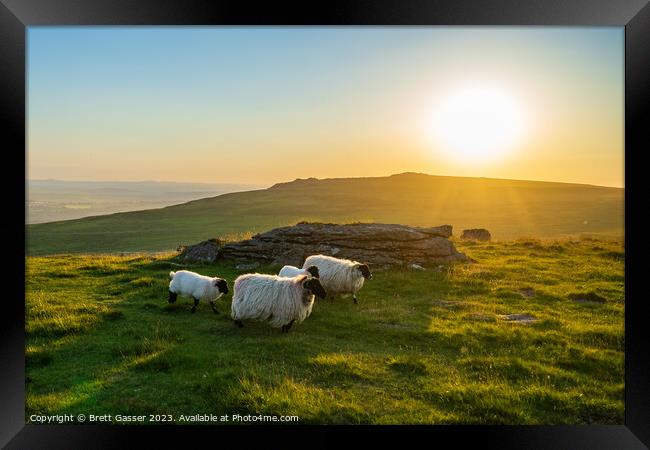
[27,180,267,224]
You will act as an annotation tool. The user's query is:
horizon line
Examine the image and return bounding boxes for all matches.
[27,179,268,186]
[26,172,624,189]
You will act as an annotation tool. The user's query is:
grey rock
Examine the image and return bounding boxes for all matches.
[235,261,261,271]
[498,313,538,323]
[518,288,536,298]
[177,238,223,263]
[432,300,466,310]
[218,222,468,267]
[568,292,607,304]
[409,264,426,271]
[461,228,492,241]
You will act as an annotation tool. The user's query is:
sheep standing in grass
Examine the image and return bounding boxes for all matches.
[168,270,229,314]
[231,273,326,332]
[302,254,372,304]
[278,265,320,279]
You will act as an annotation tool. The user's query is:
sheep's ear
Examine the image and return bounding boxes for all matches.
[296,274,308,284]
[306,265,320,277]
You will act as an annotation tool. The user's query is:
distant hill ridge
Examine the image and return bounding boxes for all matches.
[270,172,617,190]
[27,172,623,255]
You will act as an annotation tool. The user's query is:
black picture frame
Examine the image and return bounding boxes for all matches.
[2,0,648,448]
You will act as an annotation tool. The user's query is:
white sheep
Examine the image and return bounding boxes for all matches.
[302,254,373,304]
[168,270,229,314]
[231,273,326,332]
[278,264,320,279]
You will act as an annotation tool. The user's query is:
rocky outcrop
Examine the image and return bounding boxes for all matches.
[461,228,491,241]
[177,238,223,263]
[215,222,468,267]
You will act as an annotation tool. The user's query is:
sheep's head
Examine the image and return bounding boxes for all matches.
[356,263,373,280]
[301,276,327,300]
[214,278,229,296]
[305,265,320,278]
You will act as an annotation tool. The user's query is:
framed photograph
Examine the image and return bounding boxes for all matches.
[3,0,649,447]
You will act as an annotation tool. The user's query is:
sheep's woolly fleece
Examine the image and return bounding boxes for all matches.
[231,273,315,328]
[303,254,365,295]
[169,270,224,302]
[278,265,318,278]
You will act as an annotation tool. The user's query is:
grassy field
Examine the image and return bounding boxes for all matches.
[26,173,624,255]
[25,238,624,424]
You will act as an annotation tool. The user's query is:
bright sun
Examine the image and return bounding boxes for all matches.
[430,85,525,163]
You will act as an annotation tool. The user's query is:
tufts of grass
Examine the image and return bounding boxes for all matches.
[103,310,125,321]
[129,277,157,287]
[568,292,608,304]
[25,238,624,424]
[387,356,429,377]
[26,347,54,368]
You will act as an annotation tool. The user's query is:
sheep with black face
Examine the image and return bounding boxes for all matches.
[168,270,228,314]
[231,273,326,332]
[302,254,373,304]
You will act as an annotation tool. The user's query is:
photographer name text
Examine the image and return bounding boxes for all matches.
[29,413,299,424]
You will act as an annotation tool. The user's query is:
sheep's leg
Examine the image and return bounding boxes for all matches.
[168,291,177,304]
[284,319,296,332]
[234,319,244,328]
[209,301,219,314]
[353,294,358,305]
[191,297,200,313]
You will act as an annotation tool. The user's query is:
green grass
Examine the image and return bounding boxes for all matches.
[26,172,624,255]
[25,238,624,424]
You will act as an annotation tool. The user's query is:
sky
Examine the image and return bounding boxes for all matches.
[27,27,624,187]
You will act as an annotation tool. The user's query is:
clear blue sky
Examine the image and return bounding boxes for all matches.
[27,27,624,186]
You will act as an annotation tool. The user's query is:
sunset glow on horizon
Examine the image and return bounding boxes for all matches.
[28,27,624,187]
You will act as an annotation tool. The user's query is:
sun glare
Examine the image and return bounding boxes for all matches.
[429,85,526,163]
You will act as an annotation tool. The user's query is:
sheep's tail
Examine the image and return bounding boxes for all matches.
[169,271,176,279]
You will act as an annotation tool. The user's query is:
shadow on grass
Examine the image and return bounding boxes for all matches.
[26,250,624,424]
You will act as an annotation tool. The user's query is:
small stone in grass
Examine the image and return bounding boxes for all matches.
[499,313,538,324]
[568,292,607,304]
[433,300,466,310]
[519,287,536,298]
